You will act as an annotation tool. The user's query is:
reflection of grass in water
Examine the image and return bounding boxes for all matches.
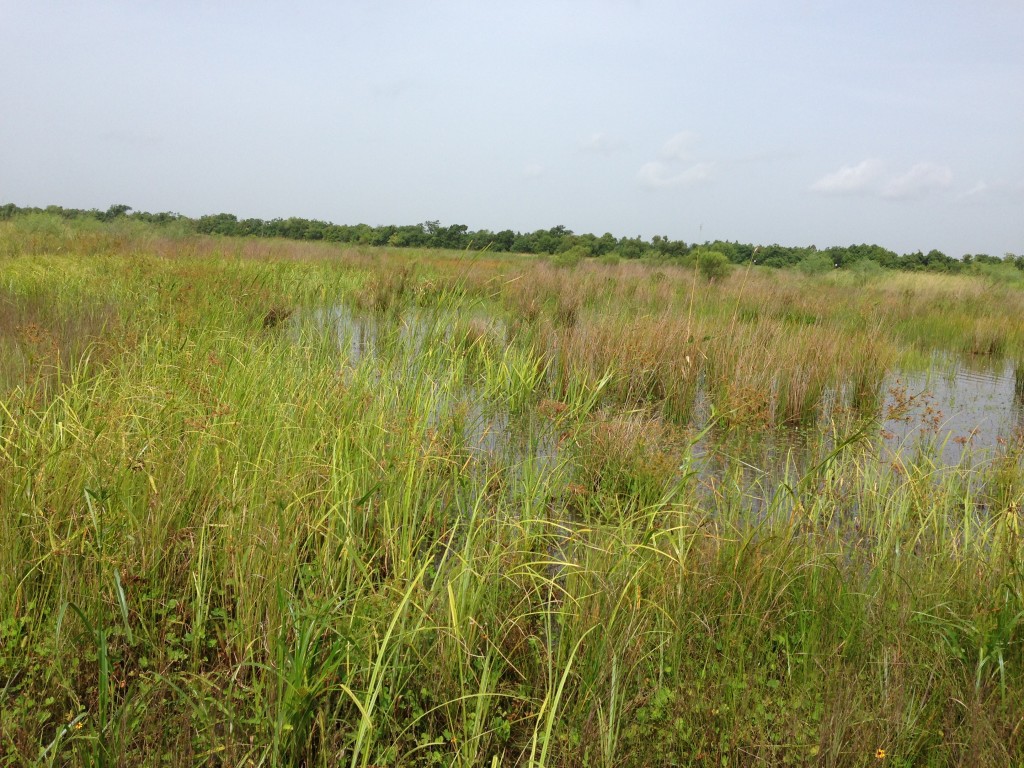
[2,224,1024,765]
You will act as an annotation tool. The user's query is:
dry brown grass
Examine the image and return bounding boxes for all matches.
[494,262,901,426]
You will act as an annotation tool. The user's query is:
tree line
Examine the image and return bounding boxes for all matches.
[1,202,1019,273]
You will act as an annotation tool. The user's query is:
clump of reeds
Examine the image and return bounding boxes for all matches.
[565,407,686,515]
[352,264,415,313]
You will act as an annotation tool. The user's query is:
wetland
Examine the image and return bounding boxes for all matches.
[2,217,1024,766]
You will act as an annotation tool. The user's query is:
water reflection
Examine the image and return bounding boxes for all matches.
[880,356,1024,465]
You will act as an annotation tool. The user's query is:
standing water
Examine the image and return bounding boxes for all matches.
[880,355,1024,465]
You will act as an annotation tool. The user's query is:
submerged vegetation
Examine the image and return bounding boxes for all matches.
[2,217,1024,766]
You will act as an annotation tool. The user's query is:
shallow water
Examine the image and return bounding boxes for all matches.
[303,306,1024,498]
[302,305,564,480]
[879,356,1024,465]
[694,356,1024,499]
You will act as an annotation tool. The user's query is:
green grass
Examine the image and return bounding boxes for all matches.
[1,221,1023,766]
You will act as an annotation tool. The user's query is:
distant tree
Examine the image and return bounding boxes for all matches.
[390,224,428,247]
[236,218,266,237]
[708,240,740,264]
[430,223,469,249]
[555,233,581,253]
[594,232,618,256]
[491,230,516,252]
[511,233,535,253]
[617,236,644,259]
[651,235,688,258]
[138,211,186,227]
[103,204,132,221]
[196,213,239,236]
[369,225,395,246]
[920,249,952,271]
[7,200,1015,283]
[758,244,800,268]
[531,226,571,254]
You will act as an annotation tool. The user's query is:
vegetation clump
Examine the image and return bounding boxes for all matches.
[696,249,732,281]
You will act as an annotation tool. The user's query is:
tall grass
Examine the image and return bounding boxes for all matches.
[2,224,1023,765]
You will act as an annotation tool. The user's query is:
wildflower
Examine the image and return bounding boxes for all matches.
[876,748,886,759]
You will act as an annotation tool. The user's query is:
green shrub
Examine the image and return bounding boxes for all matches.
[973,261,1024,286]
[796,253,832,276]
[849,258,886,284]
[551,245,587,268]
[697,249,731,281]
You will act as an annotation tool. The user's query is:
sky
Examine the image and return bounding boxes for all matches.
[1,0,1022,257]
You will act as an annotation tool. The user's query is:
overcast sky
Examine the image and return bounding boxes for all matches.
[2,1,1022,256]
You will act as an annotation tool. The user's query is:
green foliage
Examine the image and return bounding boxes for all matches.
[796,252,833,275]
[551,245,587,269]
[696,249,732,281]
[972,261,1024,287]
[616,236,645,260]
[850,257,887,284]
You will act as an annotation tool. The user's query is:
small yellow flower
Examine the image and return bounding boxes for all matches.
[875,748,886,759]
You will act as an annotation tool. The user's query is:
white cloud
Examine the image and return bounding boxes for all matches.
[637,160,715,188]
[659,131,700,162]
[811,159,953,200]
[523,162,545,178]
[581,132,624,154]
[637,131,713,189]
[809,159,885,194]
[881,162,953,199]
